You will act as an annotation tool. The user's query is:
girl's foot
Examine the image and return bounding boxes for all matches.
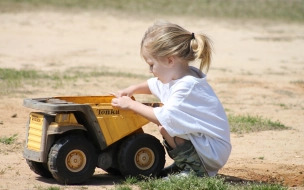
[159,162,181,177]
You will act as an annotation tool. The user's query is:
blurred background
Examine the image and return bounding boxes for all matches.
[1,0,304,22]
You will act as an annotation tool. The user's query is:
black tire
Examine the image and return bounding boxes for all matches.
[48,136,97,184]
[26,159,53,178]
[118,133,165,177]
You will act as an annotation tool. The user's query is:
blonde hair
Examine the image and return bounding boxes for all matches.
[140,21,213,72]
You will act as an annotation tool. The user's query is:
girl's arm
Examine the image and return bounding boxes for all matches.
[132,81,152,94]
[111,95,160,125]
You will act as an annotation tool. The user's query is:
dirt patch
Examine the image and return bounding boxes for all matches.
[221,164,304,187]
[0,11,303,189]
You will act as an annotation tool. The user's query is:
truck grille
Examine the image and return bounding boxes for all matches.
[27,113,44,151]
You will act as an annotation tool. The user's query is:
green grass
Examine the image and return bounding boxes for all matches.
[115,174,287,190]
[0,68,42,87]
[0,134,18,145]
[278,103,291,109]
[0,67,148,95]
[0,68,60,95]
[290,80,304,86]
[228,114,289,134]
[46,187,61,190]
[33,185,61,190]
[0,0,303,23]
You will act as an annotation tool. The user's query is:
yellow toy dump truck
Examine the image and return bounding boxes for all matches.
[23,96,165,184]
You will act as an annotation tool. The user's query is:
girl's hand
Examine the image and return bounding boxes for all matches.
[111,91,160,125]
[111,96,134,109]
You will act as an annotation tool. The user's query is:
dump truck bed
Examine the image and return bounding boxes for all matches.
[23,96,114,112]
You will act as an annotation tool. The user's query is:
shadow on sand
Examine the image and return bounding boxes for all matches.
[36,173,125,187]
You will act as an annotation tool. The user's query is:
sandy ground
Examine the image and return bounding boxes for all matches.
[0,10,304,190]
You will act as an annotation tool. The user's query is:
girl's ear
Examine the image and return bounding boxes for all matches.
[166,56,175,67]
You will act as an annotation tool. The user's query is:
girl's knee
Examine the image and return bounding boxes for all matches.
[158,126,168,137]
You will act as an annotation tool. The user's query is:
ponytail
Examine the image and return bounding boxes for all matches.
[190,33,212,72]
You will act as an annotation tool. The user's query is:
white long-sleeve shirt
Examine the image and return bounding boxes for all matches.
[147,68,231,176]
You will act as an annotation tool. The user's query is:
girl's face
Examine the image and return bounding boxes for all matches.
[142,50,173,84]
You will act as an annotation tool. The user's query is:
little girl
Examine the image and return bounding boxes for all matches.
[111,20,231,177]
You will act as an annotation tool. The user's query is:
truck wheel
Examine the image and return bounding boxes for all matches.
[26,159,53,178]
[118,133,165,177]
[48,136,97,184]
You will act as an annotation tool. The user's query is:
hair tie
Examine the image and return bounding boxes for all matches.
[192,33,195,40]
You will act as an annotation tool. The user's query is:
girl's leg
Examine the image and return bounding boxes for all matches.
[158,125,208,177]
[158,125,185,148]
[158,125,182,176]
